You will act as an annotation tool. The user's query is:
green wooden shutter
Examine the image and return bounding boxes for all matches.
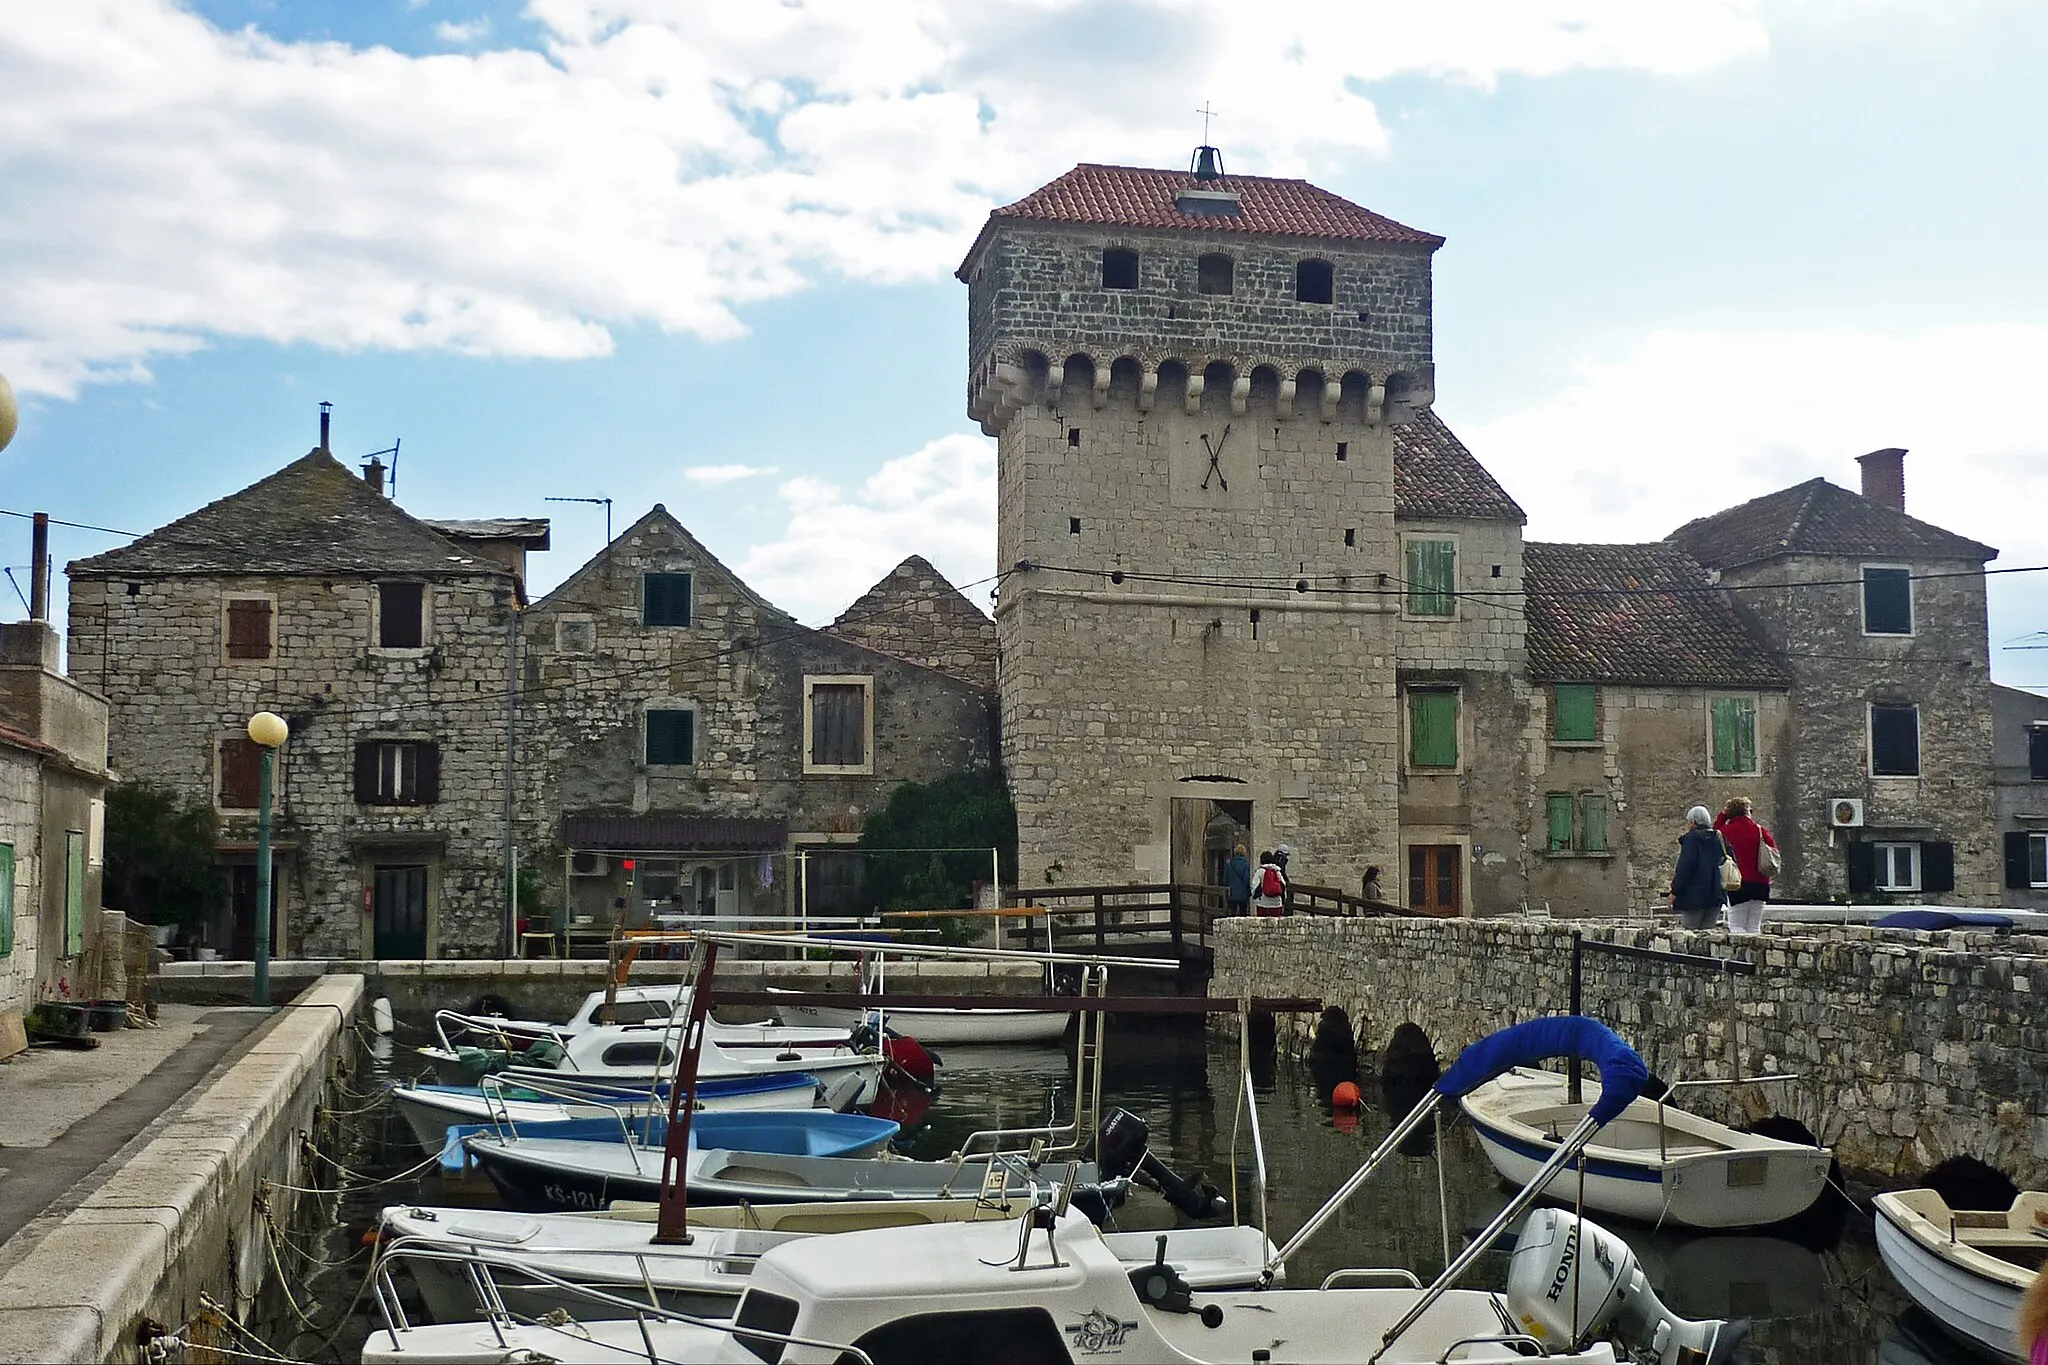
[1405,540,1455,617]
[65,830,85,957]
[1546,794,1574,852]
[1553,685,1598,742]
[1409,690,1459,769]
[1580,794,1610,853]
[0,843,13,958]
[1711,697,1756,774]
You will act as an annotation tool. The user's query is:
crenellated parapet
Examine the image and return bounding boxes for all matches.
[970,345,1433,436]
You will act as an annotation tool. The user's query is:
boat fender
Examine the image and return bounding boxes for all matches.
[371,997,395,1036]
[1331,1080,1362,1111]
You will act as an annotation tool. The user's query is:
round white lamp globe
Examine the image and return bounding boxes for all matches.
[0,372,17,454]
[247,711,290,748]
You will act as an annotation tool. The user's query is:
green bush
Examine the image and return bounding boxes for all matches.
[103,781,224,930]
[859,773,1017,946]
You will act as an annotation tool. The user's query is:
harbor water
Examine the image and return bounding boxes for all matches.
[273,1020,1927,1364]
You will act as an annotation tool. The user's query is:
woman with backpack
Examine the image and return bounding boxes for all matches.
[1713,795,1780,933]
[1668,805,1728,929]
[1251,851,1287,918]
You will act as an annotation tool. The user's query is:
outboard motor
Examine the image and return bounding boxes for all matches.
[1096,1109,1228,1221]
[1506,1208,1743,1365]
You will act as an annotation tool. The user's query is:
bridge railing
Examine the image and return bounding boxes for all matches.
[1283,882,1443,918]
[1002,880,1438,959]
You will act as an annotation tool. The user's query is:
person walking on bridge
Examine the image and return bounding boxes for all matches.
[1668,805,1728,930]
[1224,843,1252,917]
[1251,851,1287,918]
[1713,796,1779,933]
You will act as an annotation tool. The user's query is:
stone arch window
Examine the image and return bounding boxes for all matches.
[1101,247,1139,290]
[1295,258,1335,304]
[1197,253,1234,295]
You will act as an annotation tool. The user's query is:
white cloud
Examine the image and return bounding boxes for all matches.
[1465,321,2048,679]
[737,433,995,623]
[0,0,1802,396]
[682,462,778,485]
[434,18,492,43]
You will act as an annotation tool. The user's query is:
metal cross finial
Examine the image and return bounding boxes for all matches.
[1197,102,1218,143]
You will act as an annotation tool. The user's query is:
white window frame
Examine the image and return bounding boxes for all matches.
[375,741,421,804]
[1868,701,1922,779]
[1400,533,1460,621]
[555,615,596,655]
[1707,694,1761,777]
[371,580,432,654]
[1874,840,1922,892]
[221,592,278,665]
[643,700,697,768]
[1860,563,1915,637]
[2029,833,2048,889]
[802,675,876,776]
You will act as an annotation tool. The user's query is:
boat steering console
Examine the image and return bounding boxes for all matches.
[1129,1234,1225,1329]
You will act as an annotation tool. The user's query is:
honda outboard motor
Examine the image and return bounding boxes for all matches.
[1096,1109,1227,1220]
[1506,1208,1744,1365]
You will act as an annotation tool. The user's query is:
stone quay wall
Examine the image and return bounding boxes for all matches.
[0,975,364,1364]
[1213,916,2048,1187]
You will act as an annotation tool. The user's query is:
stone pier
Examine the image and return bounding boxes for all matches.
[1212,917,2048,1188]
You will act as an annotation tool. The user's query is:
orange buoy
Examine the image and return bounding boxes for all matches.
[1331,1080,1362,1111]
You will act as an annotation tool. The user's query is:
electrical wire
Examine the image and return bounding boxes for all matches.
[0,507,139,537]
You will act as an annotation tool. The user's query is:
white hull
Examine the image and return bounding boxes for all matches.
[1461,1068,1831,1229]
[1873,1189,2040,1361]
[777,998,1071,1045]
[391,1078,821,1151]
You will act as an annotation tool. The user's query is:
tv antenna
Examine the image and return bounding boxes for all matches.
[360,438,401,498]
[546,495,613,543]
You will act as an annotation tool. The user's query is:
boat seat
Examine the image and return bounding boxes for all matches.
[1955,1227,2048,1248]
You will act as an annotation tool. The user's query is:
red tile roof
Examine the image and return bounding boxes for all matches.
[0,721,54,758]
[962,164,1440,272]
[1525,542,1791,688]
[1394,412,1525,523]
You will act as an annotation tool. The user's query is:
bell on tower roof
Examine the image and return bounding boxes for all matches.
[1191,144,1224,181]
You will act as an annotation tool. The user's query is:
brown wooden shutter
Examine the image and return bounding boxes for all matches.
[354,742,378,805]
[225,599,272,659]
[219,737,263,808]
[417,743,441,804]
[810,685,866,766]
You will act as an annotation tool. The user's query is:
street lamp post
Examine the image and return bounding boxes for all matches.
[248,711,289,1007]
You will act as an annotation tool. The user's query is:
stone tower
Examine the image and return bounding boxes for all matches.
[959,153,1443,892]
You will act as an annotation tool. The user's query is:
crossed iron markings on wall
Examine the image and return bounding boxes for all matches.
[1201,424,1231,491]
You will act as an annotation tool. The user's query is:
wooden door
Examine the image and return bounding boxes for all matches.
[228,863,280,960]
[1407,845,1462,916]
[372,864,429,959]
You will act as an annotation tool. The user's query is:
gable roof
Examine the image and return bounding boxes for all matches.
[528,503,794,623]
[1524,542,1791,688]
[423,518,552,549]
[826,556,997,691]
[959,163,1440,275]
[1667,477,1996,571]
[1393,412,1525,523]
[68,450,505,579]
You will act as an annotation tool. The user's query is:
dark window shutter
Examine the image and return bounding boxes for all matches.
[379,582,425,648]
[1862,568,1912,634]
[1870,704,1920,776]
[1922,841,1956,894]
[226,599,272,659]
[219,737,264,808]
[810,685,866,766]
[2030,728,2048,781]
[417,743,441,804]
[2006,831,2032,889]
[1845,841,1877,893]
[353,742,378,805]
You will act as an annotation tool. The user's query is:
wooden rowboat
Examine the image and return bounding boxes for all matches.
[1873,1187,2047,1361]
[1459,1067,1831,1229]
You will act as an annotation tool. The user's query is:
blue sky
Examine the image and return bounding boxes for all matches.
[3,1,2046,684]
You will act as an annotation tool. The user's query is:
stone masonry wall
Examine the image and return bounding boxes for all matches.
[519,511,996,913]
[1721,555,1998,903]
[67,571,518,957]
[0,746,40,1015]
[1525,686,1795,916]
[1215,915,2048,1187]
[826,557,998,691]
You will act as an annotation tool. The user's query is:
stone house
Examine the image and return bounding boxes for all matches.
[516,508,997,931]
[960,157,1466,903]
[66,437,543,959]
[827,555,999,691]
[1669,450,2001,904]
[1521,543,1792,915]
[1992,682,2048,908]
[0,612,112,1019]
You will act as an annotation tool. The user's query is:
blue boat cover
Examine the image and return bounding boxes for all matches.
[1433,1016,1650,1126]
[1873,910,2012,931]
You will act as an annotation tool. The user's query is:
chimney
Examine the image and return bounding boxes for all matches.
[1857,448,1907,513]
[319,400,332,454]
[361,454,386,496]
[29,511,49,622]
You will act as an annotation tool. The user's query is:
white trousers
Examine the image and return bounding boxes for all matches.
[1727,899,1768,933]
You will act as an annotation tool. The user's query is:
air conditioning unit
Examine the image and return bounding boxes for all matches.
[569,851,610,877]
[1828,798,1865,829]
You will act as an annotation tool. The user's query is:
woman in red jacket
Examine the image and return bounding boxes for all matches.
[1714,796,1779,933]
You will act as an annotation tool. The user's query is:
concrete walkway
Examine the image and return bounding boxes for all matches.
[0,1004,270,1258]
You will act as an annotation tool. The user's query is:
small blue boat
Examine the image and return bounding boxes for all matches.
[440,1108,900,1172]
[392,1068,826,1150]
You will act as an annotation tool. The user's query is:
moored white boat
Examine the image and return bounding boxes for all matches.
[770,988,1071,1045]
[1872,1187,2046,1361]
[391,1070,827,1150]
[1460,1067,1831,1229]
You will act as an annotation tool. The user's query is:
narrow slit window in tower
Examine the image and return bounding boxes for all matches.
[1069,517,1082,535]
[1296,259,1334,304]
